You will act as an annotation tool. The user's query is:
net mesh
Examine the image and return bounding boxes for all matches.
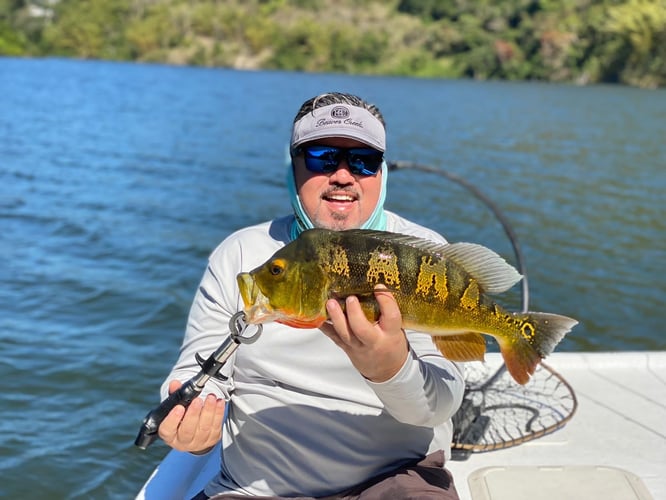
[450,361,577,460]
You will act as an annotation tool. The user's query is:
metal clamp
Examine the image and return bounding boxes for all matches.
[230,311,262,344]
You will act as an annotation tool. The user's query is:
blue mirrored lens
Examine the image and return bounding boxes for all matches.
[296,146,383,176]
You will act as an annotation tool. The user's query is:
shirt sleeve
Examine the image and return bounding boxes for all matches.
[365,331,465,427]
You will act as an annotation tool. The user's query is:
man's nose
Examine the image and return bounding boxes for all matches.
[329,159,355,183]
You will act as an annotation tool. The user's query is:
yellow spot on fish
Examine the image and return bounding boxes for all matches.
[317,243,350,278]
[521,321,536,341]
[367,246,400,287]
[416,255,448,301]
[460,279,480,309]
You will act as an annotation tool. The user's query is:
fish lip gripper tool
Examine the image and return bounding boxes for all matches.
[134,311,262,450]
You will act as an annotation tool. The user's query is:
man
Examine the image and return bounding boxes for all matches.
[158,92,464,499]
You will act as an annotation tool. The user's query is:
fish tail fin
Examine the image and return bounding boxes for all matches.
[498,312,578,385]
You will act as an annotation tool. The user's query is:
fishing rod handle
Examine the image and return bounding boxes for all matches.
[134,378,203,450]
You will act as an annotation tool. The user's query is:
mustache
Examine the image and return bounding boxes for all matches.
[322,185,359,197]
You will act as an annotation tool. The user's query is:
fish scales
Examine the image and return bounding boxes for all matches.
[237,228,578,385]
[323,231,504,334]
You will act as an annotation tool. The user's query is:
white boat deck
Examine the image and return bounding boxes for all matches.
[137,351,666,500]
[448,351,666,500]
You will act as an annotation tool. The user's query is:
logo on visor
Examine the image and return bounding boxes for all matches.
[330,106,350,119]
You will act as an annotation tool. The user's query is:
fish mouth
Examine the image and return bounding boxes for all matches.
[236,272,280,324]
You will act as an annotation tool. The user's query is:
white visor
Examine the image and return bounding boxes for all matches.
[290,103,385,152]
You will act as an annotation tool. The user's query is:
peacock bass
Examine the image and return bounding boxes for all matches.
[237,228,577,385]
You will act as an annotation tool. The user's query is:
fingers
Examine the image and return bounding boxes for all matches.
[322,288,408,382]
[373,285,402,330]
[158,382,225,453]
[323,287,402,345]
[345,286,402,344]
[158,398,187,444]
[172,397,206,445]
[168,379,183,394]
[199,395,226,442]
[325,295,377,345]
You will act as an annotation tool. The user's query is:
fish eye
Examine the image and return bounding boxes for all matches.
[269,259,285,276]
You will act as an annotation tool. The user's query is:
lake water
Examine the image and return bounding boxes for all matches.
[1,57,664,498]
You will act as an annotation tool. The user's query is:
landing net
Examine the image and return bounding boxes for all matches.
[450,361,577,459]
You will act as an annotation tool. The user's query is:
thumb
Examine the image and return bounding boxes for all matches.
[168,379,183,394]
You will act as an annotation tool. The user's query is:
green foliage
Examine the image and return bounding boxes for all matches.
[125,7,174,59]
[601,0,666,87]
[0,20,26,54]
[2,0,664,87]
[42,0,133,58]
[268,21,321,70]
[397,0,460,21]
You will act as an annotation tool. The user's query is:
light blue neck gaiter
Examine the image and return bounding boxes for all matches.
[287,160,388,241]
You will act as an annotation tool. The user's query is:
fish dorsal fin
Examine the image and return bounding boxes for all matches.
[437,242,522,293]
[340,229,521,294]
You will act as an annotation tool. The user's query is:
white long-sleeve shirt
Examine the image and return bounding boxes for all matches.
[161,211,465,497]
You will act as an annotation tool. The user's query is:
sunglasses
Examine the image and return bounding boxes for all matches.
[292,145,384,176]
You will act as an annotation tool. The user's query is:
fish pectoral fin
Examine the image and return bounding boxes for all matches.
[432,333,486,362]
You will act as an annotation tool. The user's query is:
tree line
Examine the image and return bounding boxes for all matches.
[1,0,665,88]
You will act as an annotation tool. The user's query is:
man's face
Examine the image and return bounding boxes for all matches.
[293,137,383,231]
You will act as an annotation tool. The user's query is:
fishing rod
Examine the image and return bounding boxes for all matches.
[386,160,530,314]
[134,312,262,450]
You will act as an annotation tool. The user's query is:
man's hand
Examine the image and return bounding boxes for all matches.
[320,285,408,382]
[158,380,225,454]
